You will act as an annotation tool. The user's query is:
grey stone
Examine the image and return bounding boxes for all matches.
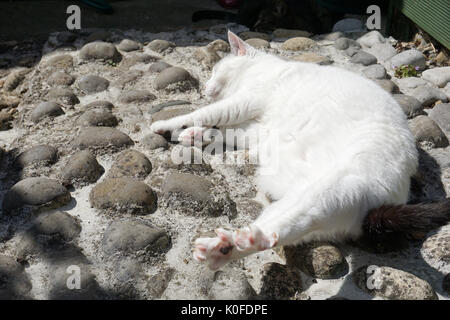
[366,42,397,63]
[245,38,270,49]
[350,51,377,66]
[89,178,157,214]
[31,210,81,241]
[2,177,71,213]
[149,61,172,73]
[147,39,175,53]
[421,229,450,264]
[72,127,134,151]
[61,150,104,187]
[154,67,197,91]
[85,30,111,43]
[277,242,348,279]
[357,31,386,48]
[76,108,118,127]
[239,31,271,41]
[396,77,427,90]
[79,41,122,62]
[392,94,424,118]
[141,133,168,150]
[345,46,360,57]
[321,31,345,41]
[117,39,142,52]
[0,110,13,130]
[107,149,152,179]
[77,75,109,94]
[353,265,437,300]
[333,37,360,50]
[151,106,193,122]
[3,69,29,91]
[0,255,32,299]
[0,95,20,110]
[291,53,333,65]
[81,100,114,111]
[281,37,315,51]
[47,71,75,87]
[375,79,399,93]
[161,172,236,218]
[409,115,449,148]
[410,86,448,107]
[102,219,170,255]
[208,270,256,300]
[112,69,143,88]
[332,18,365,32]
[421,66,450,88]
[273,28,312,38]
[120,53,160,68]
[389,49,426,70]
[259,263,302,299]
[150,100,191,114]
[42,54,73,70]
[47,87,79,105]
[362,64,387,79]
[31,101,64,122]
[119,90,156,104]
[16,145,58,168]
[428,103,450,132]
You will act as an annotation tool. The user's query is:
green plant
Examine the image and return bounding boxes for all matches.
[393,64,420,78]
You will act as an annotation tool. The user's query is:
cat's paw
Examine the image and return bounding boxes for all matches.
[150,120,173,135]
[178,127,204,146]
[233,226,278,251]
[193,228,234,270]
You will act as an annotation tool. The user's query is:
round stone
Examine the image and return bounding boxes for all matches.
[194,47,221,68]
[357,31,386,48]
[0,95,20,110]
[72,127,134,151]
[362,64,387,79]
[77,75,109,94]
[350,51,377,66]
[245,38,270,49]
[102,219,170,255]
[61,150,104,187]
[389,49,426,70]
[76,108,118,127]
[154,67,197,91]
[117,39,142,52]
[16,145,58,168]
[422,66,450,88]
[353,265,437,300]
[107,149,152,179]
[47,71,75,87]
[259,263,302,299]
[367,42,397,62]
[79,41,122,62]
[392,94,424,118]
[3,69,29,91]
[150,100,191,114]
[291,53,332,65]
[375,79,399,93]
[239,31,271,41]
[31,101,64,122]
[332,18,364,32]
[333,37,360,50]
[31,210,81,241]
[89,178,157,214]
[0,255,32,299]
[273,28,312,38]
[410,86,448,107]
[281,37,315,51]
[147,39,175,53]
[208,271,256,300]
[141,133,168,150]
[428,103,450,132]
[47,87,79,105]
[112,70,143,89]
[120,53,160,68]
[151,106,193,122]
[409,115,449,147]
[277,242,348,279]
[80,100,114,111]
[2,177,71,214]
[42,54,73,70]
[119,90,156,104]
[149,61,172,73]
[206,39,230,53]
[421,230,450,264]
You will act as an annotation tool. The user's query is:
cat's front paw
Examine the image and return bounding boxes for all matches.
[178,127,213,147]
[150,120,173,135]
[234,226,278,251]
[193,228,234,270]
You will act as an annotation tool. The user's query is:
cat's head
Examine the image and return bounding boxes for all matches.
[204,31,262,100]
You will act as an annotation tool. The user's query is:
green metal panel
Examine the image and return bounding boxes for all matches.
[395,0,450,49]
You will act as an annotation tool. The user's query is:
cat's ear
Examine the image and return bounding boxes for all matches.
[228,30,253,56]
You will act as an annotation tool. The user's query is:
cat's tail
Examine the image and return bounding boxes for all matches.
[192,10,237,23]
[363,198,450,236]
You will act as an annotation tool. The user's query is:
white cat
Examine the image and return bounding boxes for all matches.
[151,31,448,270]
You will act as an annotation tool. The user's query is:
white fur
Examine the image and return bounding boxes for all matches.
[151,31,418,269]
